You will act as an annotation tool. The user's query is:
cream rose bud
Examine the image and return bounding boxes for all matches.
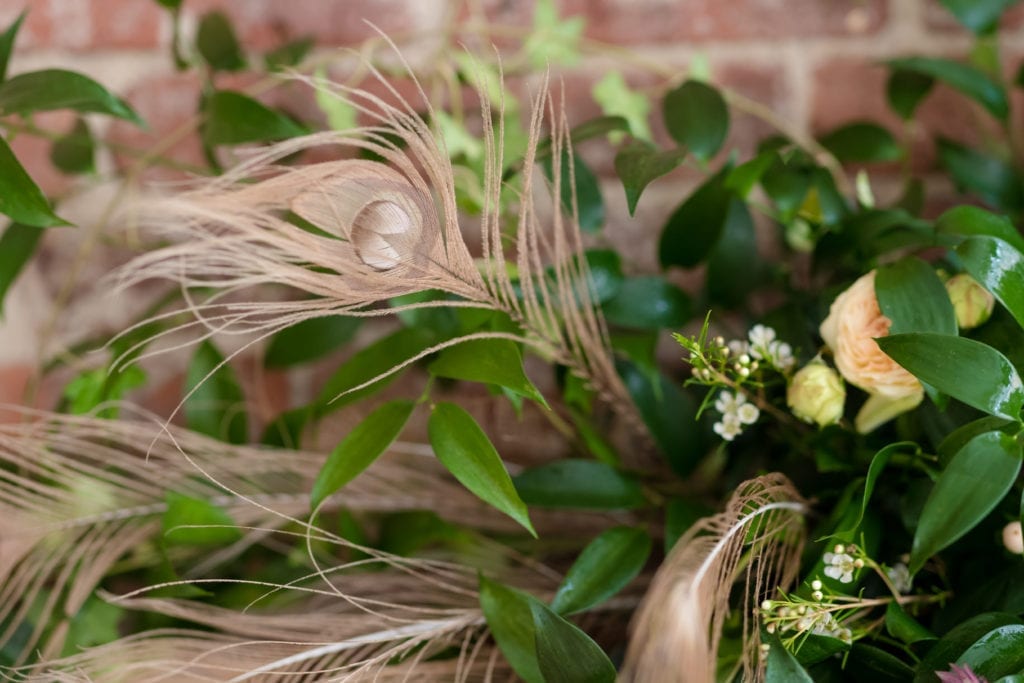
[787,362,845,427]
[1003,521,1024,555]
[945,274,995,330]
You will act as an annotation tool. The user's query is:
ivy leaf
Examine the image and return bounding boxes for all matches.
[428,402,535,536]
[196,11,245,71]
[264,315,361,368]
[939,0,1018,33]
[887,68,934,120]
[524,0,584,69]
[264,36,314,72]
[184,340,248,444]
[613,139,686,215]
[592,72,652,141]
[0,222,43,315]
[0,11,25,82]
[957,235,1024,331]
[819,122,901,163]
[513,459,645,510]
[49,117,95,175]
[202,90,306,146]
[0,136,68,227]
[659,167,732,268]
[163,491,242,546]
[550,527,652,615]
[877,333,1024,419]
[662,79,729,162]
[887,57,1008,119]
[428,338,545,405]
[0,69,142,124]
[910,430,1021,574]
[314,66,358,131]
[310,400,415,509]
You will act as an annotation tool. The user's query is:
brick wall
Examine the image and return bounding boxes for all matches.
[0,0,1019,422]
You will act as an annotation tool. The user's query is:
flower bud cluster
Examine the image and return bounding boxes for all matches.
[760,588,853,645]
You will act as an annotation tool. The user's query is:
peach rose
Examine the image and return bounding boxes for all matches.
[819,271,923,432]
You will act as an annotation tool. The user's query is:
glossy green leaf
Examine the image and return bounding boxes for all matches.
[659,167,732,269]
[478,576,544,683]
[886,602,936,645]
[544,149,604,233]
[551,527,651,615]
[838,442,917,540]
[887,57,1008,119]
[0,12,25,82]
[939,0,1018,33]
[184,340,248,444]
[958,236,1024,331]
[513,459,645,510]
[725,149,776,198]
[162,491,242,546]
[915,613,1022,683]
[49,117,95,174]
[765,635,814,682]
[878,333,1024,419]
[311,400,415,509]
[846,644,915,683]
[428,338,545,404]
[876,257,958,335]
[794,634,850,666]
[662,79,729,162]
[910,430,1021,574]
[602,275,691,329]
[264,315,361,368]
[580,249,624,303]
[0,69,141,123]
[613,139,686,215]
[938,415,1016,467]
[261,406,311,449]
[819,122,901,163]
[937,138,1024,210]
[935,205,1024,255]
[196,11,245,71]
[0,222,43,315]
[428,402,534,535]
[886,68,934,120]
[706,198,758,308]
[264,36,314,71]
[665,498,709,552]
[202,90,306,146]
[958,624,1024,679]
[0,136,68,227]
[532,599,616,683]
[762,157,812,222]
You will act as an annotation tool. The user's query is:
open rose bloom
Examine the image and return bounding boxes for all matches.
[819,271,924,432]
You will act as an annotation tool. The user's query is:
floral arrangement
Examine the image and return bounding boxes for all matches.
[1,1,1024,682]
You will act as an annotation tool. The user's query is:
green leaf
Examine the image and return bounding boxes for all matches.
[725,149,776,198]
[958,624,1024,679]
[958,236,1024,331]
[261,406,310,448]
[915,613,1022,683]
[0,222,42,314]
[662,79,729,162]
[513,459,645,510]
[311,400,415,510]
[935,205,1024,255]
[846,644,916,683]
[264,36,314,71]
[885,602,936,645]
[838,442,918,540]
[887,57,1008,119]
[428,402,534,535]
[524,0,583,68]
[613,139,686,215]
[264,315,361,368]
[819,122,902,163]
[706,198,758,308]
[938,415,1016,466]
[49,117,95,174]
[592,72,652,141]
[196,11,245,71]
[886,68,934,120]
[937,138,1024,210]
[0,136,67,227]
[531,599,616,683]
[63,365,146,418]
[202,90,306,146]
[550,526,651,615]
[659,167,732,268]
[580,248,624,303]
[428,338,545,404]
[314,66,358,131]
[939,0,1018,33]
[478,575,544,683]
[877,333,1024,419]
[876,257,958,335]
[162,491,242,546]
[184,340,248,444]
[765,635,814,682]
[0,69,142,123]
[543,149,604,233]
[0,12,25,82]
[61,596,122,657]
[602,275,691,329]
[910,430,1022,574]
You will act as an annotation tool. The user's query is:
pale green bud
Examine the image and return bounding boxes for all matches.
[787,361,845,427]
[945,274,994,330]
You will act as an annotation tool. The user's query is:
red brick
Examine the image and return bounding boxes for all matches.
[5,1,164,52]
[85,0,164,50]
[0,5,51,51]
[184,0,417,50]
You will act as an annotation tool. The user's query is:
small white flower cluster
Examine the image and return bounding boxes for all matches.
[745,324,795,371]
[886,562,912,594]
[761,586,853,644]
[712,390,759,441]
[823,544,863,584]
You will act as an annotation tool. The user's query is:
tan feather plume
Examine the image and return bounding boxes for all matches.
[621,474,808,683]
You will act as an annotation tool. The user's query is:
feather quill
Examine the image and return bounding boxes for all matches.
[621,474,807,683]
